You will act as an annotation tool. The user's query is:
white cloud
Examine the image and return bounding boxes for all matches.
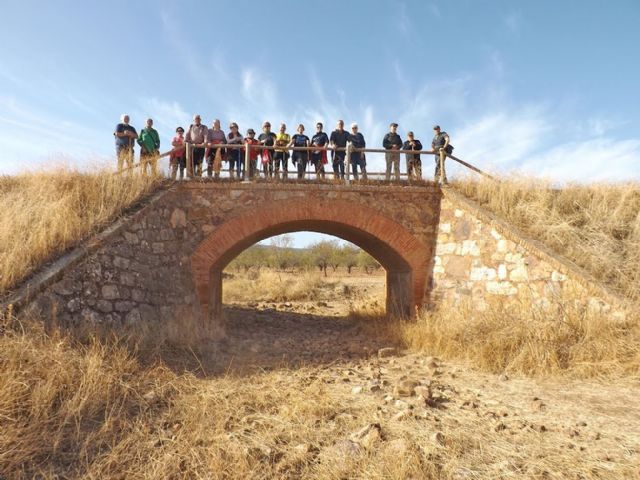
[504,12,522,33]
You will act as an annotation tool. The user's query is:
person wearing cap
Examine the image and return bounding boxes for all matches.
[348,123,367,181]
[113,114,137,171]
[243,128,260,179]
[289,124,310,179]
[137,118,161,176]
[206,119,227,179]
[383,122,403,181]
[185,115,208,177]
[274,123,291,180]
[170,126,186,180]
[329,120,349,179]
[310,122,329,179]
[431,125,452,184]
[227,122,244,179]
[258,121,277,178]
[402,131,423,180]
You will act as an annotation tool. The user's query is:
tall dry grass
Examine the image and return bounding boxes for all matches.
[392,292,640,379]
[0,168,161,294]
[453,176,640,302]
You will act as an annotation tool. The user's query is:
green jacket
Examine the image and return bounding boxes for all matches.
[138,127,160,153]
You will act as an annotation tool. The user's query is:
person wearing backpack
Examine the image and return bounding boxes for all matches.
[348,123,367,180]
[310,122,329,179]
[185,115,208,177]
[432,125,452,184]
[137,118,160,176]
[243,128,260,179]
[289,124,310,179]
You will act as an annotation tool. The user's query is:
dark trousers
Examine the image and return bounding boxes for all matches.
[192,147,205,176]
[351,153,367,180]
[293,152,308,179]
[274,151,289,177]
[310,152,326,178]
[228,150,242,177]
[333,152,346,179]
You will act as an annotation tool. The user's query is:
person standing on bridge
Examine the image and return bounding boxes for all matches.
[348,123,367,181]
[243,128,260,179]
[137,118,160,176]
[114,114,137,171]
[185,115,208,177]
[170,126,186,180]
[274,123,291,180]
[258,121,277,178]
[432,125,452,184]
[310,122,329,179]
[403,131,423,180]
[290,124,310,179]
[227,122,243,179]
[206,119,227,179]
[330,120,349,180]
[383,122,403,181]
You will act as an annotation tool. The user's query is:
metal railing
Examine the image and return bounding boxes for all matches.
[115,142,494,183]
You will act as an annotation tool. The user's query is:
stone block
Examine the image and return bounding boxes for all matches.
[101,285,120,300]
[509,266,529,282]
[460,240,480,256]
[170,208,187,229]
[120,272,137,287]
[113,256,130,269]
[454,209,464,218]
[551,271,567,282]
[446,256,471,279]
[115,301,135,312]
[439,222,451,233]
[123,231,139,245]
[436,242,458,255]
[498,264,507,280]
[151,242,165,254]
[96,300,113,313]
[470,267,497,281]
[486,281,518,295]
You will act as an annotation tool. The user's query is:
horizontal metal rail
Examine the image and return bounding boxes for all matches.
[115,142,494,182]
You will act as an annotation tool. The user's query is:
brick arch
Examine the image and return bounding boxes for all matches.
[191,199,432,319]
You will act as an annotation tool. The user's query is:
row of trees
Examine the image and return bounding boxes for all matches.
[227,236,382,276]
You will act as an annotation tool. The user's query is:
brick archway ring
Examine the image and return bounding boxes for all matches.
[191,198,432,319]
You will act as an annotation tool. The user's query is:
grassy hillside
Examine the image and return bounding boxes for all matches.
[0,169,161,294]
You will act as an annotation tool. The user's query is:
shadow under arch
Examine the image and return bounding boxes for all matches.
[191,198,432,323]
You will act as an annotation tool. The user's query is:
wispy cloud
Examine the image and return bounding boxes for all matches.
[504,11,522,33]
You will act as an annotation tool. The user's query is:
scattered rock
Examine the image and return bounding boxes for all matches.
[293,443,313,454]
[498,374,509,381]
[351,386,363,394]
[378,347,397,358]
[393,380,419,397]
[351,423,382,449]
[531,397,546,412]
[384,438,413,457]
[392,410,412,421]
[414,385,432,400]
[431,431,445,445]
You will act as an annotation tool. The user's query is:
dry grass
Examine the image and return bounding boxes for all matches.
[390,291,640,379]
[223,270,339,303]
[3,313,639,479]
[453,176,640,302]
[0,168,161,293]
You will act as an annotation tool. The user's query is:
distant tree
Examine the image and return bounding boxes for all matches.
[270,235,295,271]
[309,240,339,277]
[357,250,381,275]
[341,245,360,274]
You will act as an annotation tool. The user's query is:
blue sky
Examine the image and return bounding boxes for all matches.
[1,0,639,246]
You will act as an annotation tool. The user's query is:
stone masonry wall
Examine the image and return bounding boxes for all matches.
[431,189,624,314]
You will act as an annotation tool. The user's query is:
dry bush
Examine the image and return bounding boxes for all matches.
[397,291,640,379]
[223,270,339,303]
[453,176,640,302]
[0,168,161,293]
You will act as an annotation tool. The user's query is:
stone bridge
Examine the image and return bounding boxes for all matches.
[12,181,617,337]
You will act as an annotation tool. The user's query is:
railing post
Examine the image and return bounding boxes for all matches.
[439,148,446,185]
[186,143,194,178]
[345,143,351,184]
[243,143,251,182]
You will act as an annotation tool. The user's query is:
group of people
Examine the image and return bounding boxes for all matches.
[114,115,453,183]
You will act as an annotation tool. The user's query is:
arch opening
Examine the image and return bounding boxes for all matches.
[191,199,432,326]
